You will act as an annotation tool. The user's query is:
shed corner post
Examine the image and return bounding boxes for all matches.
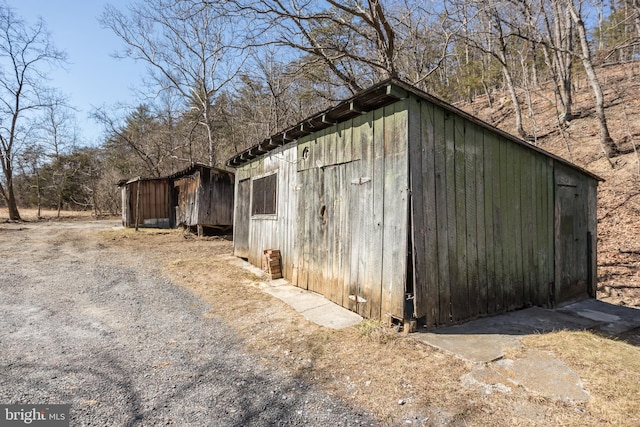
[135,180,141,231]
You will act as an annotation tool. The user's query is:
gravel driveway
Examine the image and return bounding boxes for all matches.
[0,221,376,426]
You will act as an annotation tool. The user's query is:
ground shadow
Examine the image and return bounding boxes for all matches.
[419,299,640,342]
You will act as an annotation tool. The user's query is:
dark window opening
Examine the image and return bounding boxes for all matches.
[252,173,277,215]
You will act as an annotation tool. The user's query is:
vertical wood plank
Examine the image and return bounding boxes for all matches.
[298,169,310,290]
[355,112,375,317]
[512,144,524,310]
[365,107,386,320]
[408,97,425,320]
[381,100,409,320]
[422,100,440,325]
[310,166,324,294]
[434,106,451,324]
[465,121,479,319]
[335,121,344,166]
[346,115,364,310]
[339,161,352,308]
[452,115,468,322]
[482,129,496,315]
[344,118,353,162]
[521,151,534,306]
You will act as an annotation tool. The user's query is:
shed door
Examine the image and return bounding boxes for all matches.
[555,181,589,303]
[234,178,250,258]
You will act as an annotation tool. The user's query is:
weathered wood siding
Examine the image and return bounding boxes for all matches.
[554,162,599,303]
[232,82,598,326]
[234,145,299,282]
[409,96,556,325]
[174,168,234,228]
[234,101,410,320]
[408,95,596,326]
[233,178,251,258]
[122,179,171,228]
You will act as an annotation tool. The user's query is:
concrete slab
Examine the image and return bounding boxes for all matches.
[414,332,521,363]
[463,349,590,402]
[263,284,363,329]
[412,306,602,363]
[227,255,363,329]
[415,300,639,402]
[559,299,640,335]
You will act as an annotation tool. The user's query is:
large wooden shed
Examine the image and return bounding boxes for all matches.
[227,79,600,328]
[119,163,234,232]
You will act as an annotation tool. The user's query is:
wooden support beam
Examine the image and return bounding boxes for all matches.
[386,83,408,99]
[300,122,313,134]
[321,114,336,125]
[282,131,295,143]
[349,101,365,114]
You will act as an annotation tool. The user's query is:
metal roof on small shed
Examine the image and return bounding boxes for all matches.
[226,78,602,181]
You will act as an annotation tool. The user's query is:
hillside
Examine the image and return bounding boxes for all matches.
[457,62,640,308]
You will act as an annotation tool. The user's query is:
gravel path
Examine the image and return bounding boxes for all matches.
[0,221,377,426]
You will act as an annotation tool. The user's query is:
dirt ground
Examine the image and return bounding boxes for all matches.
[2,214,638,426]
[0,219,379,426]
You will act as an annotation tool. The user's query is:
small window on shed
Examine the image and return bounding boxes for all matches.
[252,173,277,216]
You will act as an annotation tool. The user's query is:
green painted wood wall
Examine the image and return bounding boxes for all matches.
[408,95,598,326]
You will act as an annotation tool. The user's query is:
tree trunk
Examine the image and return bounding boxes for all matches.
[567,1,619,157]
[5,179,21,221]
[0,166,21,221]
[499,58,529,140]
[36,171,41,219]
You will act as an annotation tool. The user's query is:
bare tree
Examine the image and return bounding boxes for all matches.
[93,104,168,178]
[239,0,403,93]
[100,0,246,167]
[34,93,78,217]
[447,0,533,139]
[0,3,66,220]
[566,0,619,157]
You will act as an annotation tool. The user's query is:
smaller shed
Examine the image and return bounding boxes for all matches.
[119,163,234,232]
[119,176,171,228]
[170,163,235,233]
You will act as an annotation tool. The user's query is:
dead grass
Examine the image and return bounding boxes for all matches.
[0,207,105,222]
[524,331,640,426]
[92,228,640,426]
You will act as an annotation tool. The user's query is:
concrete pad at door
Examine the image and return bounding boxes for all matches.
[414,332,521,363]
[263,284,363,330]
[463,349,590,402]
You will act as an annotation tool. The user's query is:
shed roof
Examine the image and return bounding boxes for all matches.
[226,78,602,181]
[167,162,234,180]
[118,163,234,187]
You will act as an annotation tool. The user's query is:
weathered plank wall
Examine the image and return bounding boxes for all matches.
[232,178,251,258]
[234,145,299,282]
[174,168,234,227]
[409,96,556,326]
[233,90,597,326]
[554,162,599,303]
[122,179,171,228]
[174,175,197,227]
[234,101,410,321]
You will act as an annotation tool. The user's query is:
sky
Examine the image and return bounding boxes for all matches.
[7,0,147,146]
